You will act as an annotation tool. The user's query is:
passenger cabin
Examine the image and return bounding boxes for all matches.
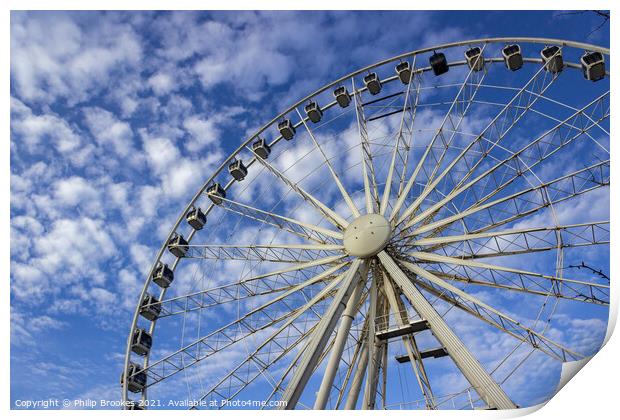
[121,362,147,393]
[278,119,296,140]
[364,72,382,95]
[131,328,153,356]
[465,47,484,71]
[541,46,563,73]
[252,138,271,159]
[430,52,449,76]
[304,101,323,123]
[334,86,351,108]
[228,159,248,181]
[167,233,189,258]
[139,294,161,321]
[502,44,523,71]
[186,206,206,230]
[207,183,226,205]
[581,51,605,81]
[152,262,174,288]
[396,61,412,84]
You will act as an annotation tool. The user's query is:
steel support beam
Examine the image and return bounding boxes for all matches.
[314,270,366,409]
[281,259,364,409]
[361,272,381,409]
[344,341,369,409]
[377,251,517,410]
[383,275,436,409]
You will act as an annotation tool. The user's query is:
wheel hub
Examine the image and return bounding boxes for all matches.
[343,214,392,258]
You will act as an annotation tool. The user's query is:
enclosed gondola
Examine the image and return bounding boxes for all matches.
[228,159,248,181]
[364,72,382,95]
[121,362,147,393]
[131,328,153,356]
[541,45,563,73]
[186,206,206,230]
[167,233,189,258]
[334,86,351,108]
[252,138,271,159]
[278,119,296,140]
[395,61,412,84]
[152,262,174,288]
[304,101,323,123]
[502,44,523,71]
[581,51,605,81]
[465,47,484,71]
[139,294,161,321]
[429,51,449,76]
[207,183,226,205]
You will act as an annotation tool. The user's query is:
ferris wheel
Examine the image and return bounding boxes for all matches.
[121,37,610,410]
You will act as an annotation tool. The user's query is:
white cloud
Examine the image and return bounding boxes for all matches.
[141,129,224,200]
[11,97,81,153]
[11,263,48,301]
[137,184,164,218]
[11,310,66,346]
[129,243,153,274]
[183,115,219,151]
[148,72,175,96]
[10,215,44,260]
[182,106,245,153]
[29,315,67,332]
[11,12,143,104]
[142,135,180,173]
[118,268,142,310]
[11,218,119,305]
[83,107,139,163]
[53,176,100,212]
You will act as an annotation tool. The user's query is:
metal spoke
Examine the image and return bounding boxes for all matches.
[406,160,609,236]
[352,77,380,213]
[262,329,315,408]
[248,151,349,229]
[141,263,349,386]
[405,251,609,305]
[396,258,585,362]
[409,221,610,259]
[396,53,561,227]
[426,269,608,305]
[389,45,489,222]
[155,258,348,318]
[192,282,333,407]
[380,55,420,215]
[185,243,344,263]
[214,194,343,244]
[295,107,361,218]
[399,92,609,230]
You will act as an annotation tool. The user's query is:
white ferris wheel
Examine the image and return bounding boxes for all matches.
[121,37,610,410]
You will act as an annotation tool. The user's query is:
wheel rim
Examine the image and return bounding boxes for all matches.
[122,37,610,410]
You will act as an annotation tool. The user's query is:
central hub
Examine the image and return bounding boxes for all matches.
[343,214,392,258]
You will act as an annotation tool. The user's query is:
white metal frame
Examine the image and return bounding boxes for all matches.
[122,38,610,410]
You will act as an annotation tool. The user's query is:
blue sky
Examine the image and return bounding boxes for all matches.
[10,10,610,410]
